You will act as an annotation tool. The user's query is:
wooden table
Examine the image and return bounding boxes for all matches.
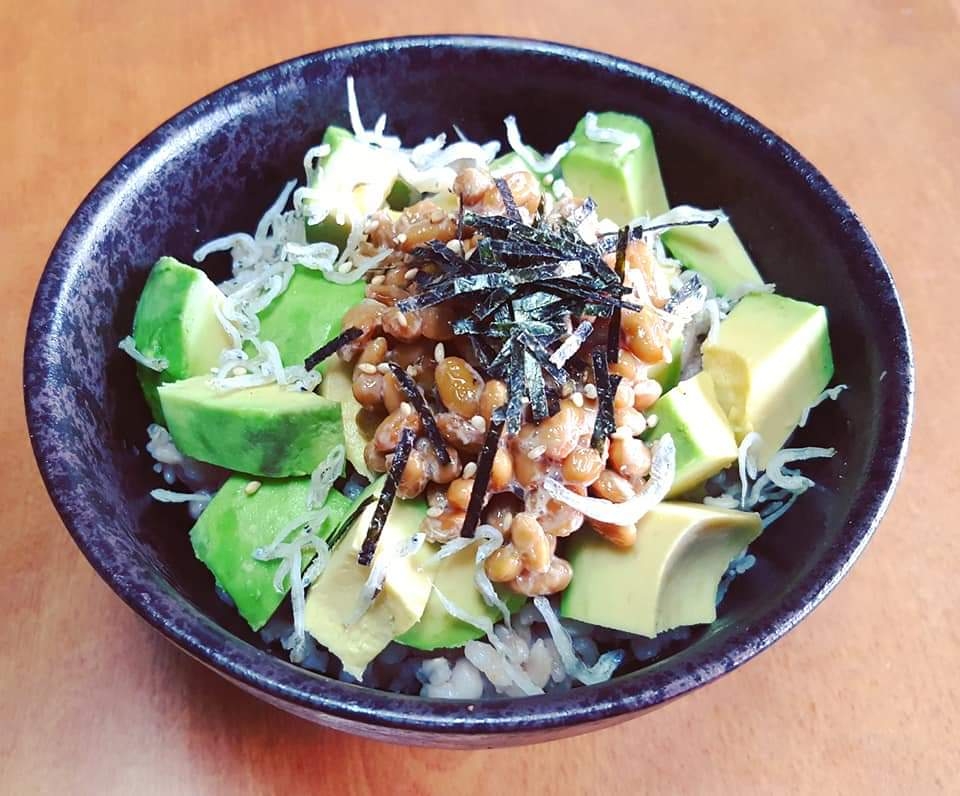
[3,2,957,792]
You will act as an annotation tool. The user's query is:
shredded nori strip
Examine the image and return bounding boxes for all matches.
[514,330,569,385]
[358,427,415,566]
[304,327,363,371]
[567,196,597,228]
[549,320,594,367]
[327,494,376,552]
[665,272,706,314]
[412,238,471,273]
[505,343,527,435]
[460,414,506,539]
[639,215,721,235]
[607,226,629,366]
[396,260,583,313]
[494,177,522,222]
[524,350,550,422]
[590,348,618,451]
[386,363,450,465]
[596,214,722,254]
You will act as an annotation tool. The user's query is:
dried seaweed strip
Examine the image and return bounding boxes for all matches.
[567,196,597,228]
[412,239,471,274]
[524,350,550,422]
[606,226,629,366]
[387,363,450,465]
[358,427,415,566]
[328,494,376,552]
[304,327,364,371]
[460,414,506,539]
[494,177,522,223]
[590,349,618,451]
[505,343,527,435]
[514,330,569,386]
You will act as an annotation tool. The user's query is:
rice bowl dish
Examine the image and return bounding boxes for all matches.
[117,77,848,702]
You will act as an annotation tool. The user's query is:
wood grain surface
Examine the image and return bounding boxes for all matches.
[3,2,958,793]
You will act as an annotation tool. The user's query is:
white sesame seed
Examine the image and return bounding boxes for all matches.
[376,362,391,374]
[543,174,555,186]
[583,384,598,400]
[527,445,547,461]
[337,261,353,274]
[462,462,478,478]
[231,366,248,376]
[370,274,386,286]
[560,381,574,398]
[395,312,409,328]
[571,392,584,408]
[646,414,659,428]
[244,480,262,496]
[429,209,446,223]
[406,365,418,377]
[357,362,377,374]
[396,233,408,244]
[446,240,463,254]
[400,401,414,416]
[434,343,445,362]
[404,267,419,281]
[426,506,444,518]
[470,415,486,432]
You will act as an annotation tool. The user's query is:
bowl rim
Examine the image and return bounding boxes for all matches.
[24,34,914,736]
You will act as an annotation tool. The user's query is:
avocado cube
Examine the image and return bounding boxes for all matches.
[304,496,438,679]
[304,125,402,248]
[702,293,834,467]
[397,545,526,651]
[560,111,669,225]
[644,372,739,497]
[663,218,763,296]
[490,150,535,177]
[646,332,684,393]
[190,476,351,630]
[319,358,373,480]
[131,257,232,422]
[255,264,365,372]
[158,377,344,477]
[561,502,762,637]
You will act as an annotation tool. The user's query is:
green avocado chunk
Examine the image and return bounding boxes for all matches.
[561,502,762,637]
[319,358,373,479]
[397,545,526,651]
[190,476,351,630]
[663,218,763,296]
[158,376,344,477]
[646,332,684,393]
[702,293,834,467]
[304,125,410,248]
[131,257,232,422]
[644,372,739,498]
[490,151,535,177]
[560,111,670,225]
[305,493,438,679]
[255,264,365,372]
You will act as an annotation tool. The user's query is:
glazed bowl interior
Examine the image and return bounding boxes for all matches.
[25,36,912,746]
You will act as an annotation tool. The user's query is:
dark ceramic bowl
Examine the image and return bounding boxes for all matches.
[24,36,913,747]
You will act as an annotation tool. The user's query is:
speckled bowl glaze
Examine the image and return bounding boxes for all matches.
[24,36,913,747]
